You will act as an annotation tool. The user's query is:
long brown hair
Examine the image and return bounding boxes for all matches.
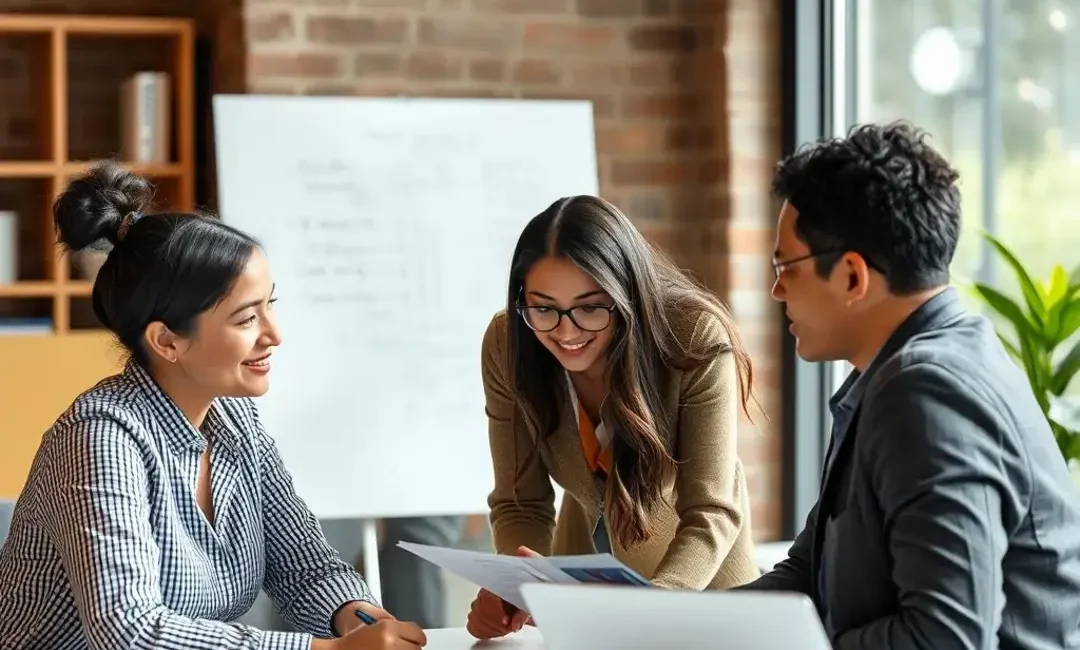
[505,196,754,548]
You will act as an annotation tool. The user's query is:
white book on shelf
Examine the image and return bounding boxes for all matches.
[120,71,171,164]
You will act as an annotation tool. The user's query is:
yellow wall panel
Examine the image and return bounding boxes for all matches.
[0,332,123,498]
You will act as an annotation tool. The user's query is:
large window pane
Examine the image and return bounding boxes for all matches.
[854,0,1079,286]
[839,0,1080,409]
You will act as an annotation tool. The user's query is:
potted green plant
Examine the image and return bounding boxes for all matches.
[970,233,1080,466]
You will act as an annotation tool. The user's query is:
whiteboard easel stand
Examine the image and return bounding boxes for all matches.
[361,518,382,604]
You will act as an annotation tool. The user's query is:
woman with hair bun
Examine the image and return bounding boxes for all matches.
[0,162,425,650]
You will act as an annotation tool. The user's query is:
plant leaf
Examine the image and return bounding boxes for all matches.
[983,232,1046,327]
[1051,338,1080,396]
[1071,263,1080,289]
[1048,265,1070,304]
[1045,265,1072,344]
[972,283,1041,344]
[1049,417,1068,457]
[1058,300,1080,346]
[1052,419,1080,461]
[1019,332,1051,414]
[1069,431,1080,463]
[997,333,1023,365]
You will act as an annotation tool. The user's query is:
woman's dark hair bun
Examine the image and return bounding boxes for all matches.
[53,160,155,252]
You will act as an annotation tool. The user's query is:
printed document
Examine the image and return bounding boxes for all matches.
[397,542,651,611]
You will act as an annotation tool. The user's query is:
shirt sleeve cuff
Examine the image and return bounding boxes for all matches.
[299,574,378,638]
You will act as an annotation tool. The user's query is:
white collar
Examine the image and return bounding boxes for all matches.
[565,371,610,449]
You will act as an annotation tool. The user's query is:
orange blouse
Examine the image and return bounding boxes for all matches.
[575,398,612,476]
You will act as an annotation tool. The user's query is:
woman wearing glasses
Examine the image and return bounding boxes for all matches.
[466,196,761,639]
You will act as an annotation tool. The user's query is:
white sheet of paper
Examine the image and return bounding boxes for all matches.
[397,542,651,611]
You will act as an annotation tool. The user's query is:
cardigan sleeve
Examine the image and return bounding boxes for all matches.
[482,312,558,556]
[650,313,747,590]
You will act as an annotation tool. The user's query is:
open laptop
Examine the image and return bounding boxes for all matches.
[520,582,831,650]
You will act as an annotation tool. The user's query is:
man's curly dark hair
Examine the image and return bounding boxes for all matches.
[772,121,962,295]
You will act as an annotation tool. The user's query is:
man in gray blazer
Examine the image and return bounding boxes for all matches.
[747,121,1080,649]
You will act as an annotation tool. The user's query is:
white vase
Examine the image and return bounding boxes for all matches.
[0,210,16,285]
[72,250,108,282]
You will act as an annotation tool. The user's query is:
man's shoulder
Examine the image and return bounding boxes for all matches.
[858,312,1046,456]
[869,312,1021,400]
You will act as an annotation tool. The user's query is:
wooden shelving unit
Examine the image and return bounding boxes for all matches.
[0,14,195,498]
[0,14,194,333]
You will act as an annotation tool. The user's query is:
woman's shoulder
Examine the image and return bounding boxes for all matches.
[481,309,510,371]
[482,309,509,344]
[667,303,732,356]
[52,372,147,436]
[32,373,157,479]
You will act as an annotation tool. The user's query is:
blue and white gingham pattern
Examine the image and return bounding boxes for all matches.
[0,362,374,649]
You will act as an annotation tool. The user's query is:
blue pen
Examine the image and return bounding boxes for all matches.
[355,609,378,625]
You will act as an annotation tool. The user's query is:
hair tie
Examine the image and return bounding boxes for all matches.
[116,211,140,241]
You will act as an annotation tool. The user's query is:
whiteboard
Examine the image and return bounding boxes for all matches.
[212,95,597,520]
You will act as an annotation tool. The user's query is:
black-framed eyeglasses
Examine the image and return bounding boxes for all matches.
[771,250,839,280]
[517,303,616,332]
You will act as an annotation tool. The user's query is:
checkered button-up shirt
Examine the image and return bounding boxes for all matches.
[0,362,374,649]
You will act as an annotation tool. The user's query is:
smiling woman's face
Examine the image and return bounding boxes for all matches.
[521,256,617,375]
[157,248,282,398]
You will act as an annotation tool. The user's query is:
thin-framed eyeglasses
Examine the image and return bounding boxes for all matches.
[772,250,839,280]
[517,303,616,332]
[773,249,887,280]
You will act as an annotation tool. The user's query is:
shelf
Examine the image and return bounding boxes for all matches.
[0,13,193,341]
[4,280,97,298]
[0,16,52,35]
[0,15,191,37]
[63,162,183,178]
[0,281,58,298]
[0,281,96,299]
[0,162,55,178]
[65,280,93,297]
[0,162,184,179]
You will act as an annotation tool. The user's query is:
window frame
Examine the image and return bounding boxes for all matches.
[783,0,1016,538]
[779,0,835,538]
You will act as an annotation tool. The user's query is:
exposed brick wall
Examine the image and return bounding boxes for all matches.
[233,0,785,540]
[0,0,785,541]
[724,0,784,539]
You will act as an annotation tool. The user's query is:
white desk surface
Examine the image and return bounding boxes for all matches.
[424,628,545,650]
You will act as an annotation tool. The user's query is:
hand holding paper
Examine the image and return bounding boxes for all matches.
[514,545,541,559]
[466,546,538,639]
[508,546,540,626]
[468,587,526,640]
